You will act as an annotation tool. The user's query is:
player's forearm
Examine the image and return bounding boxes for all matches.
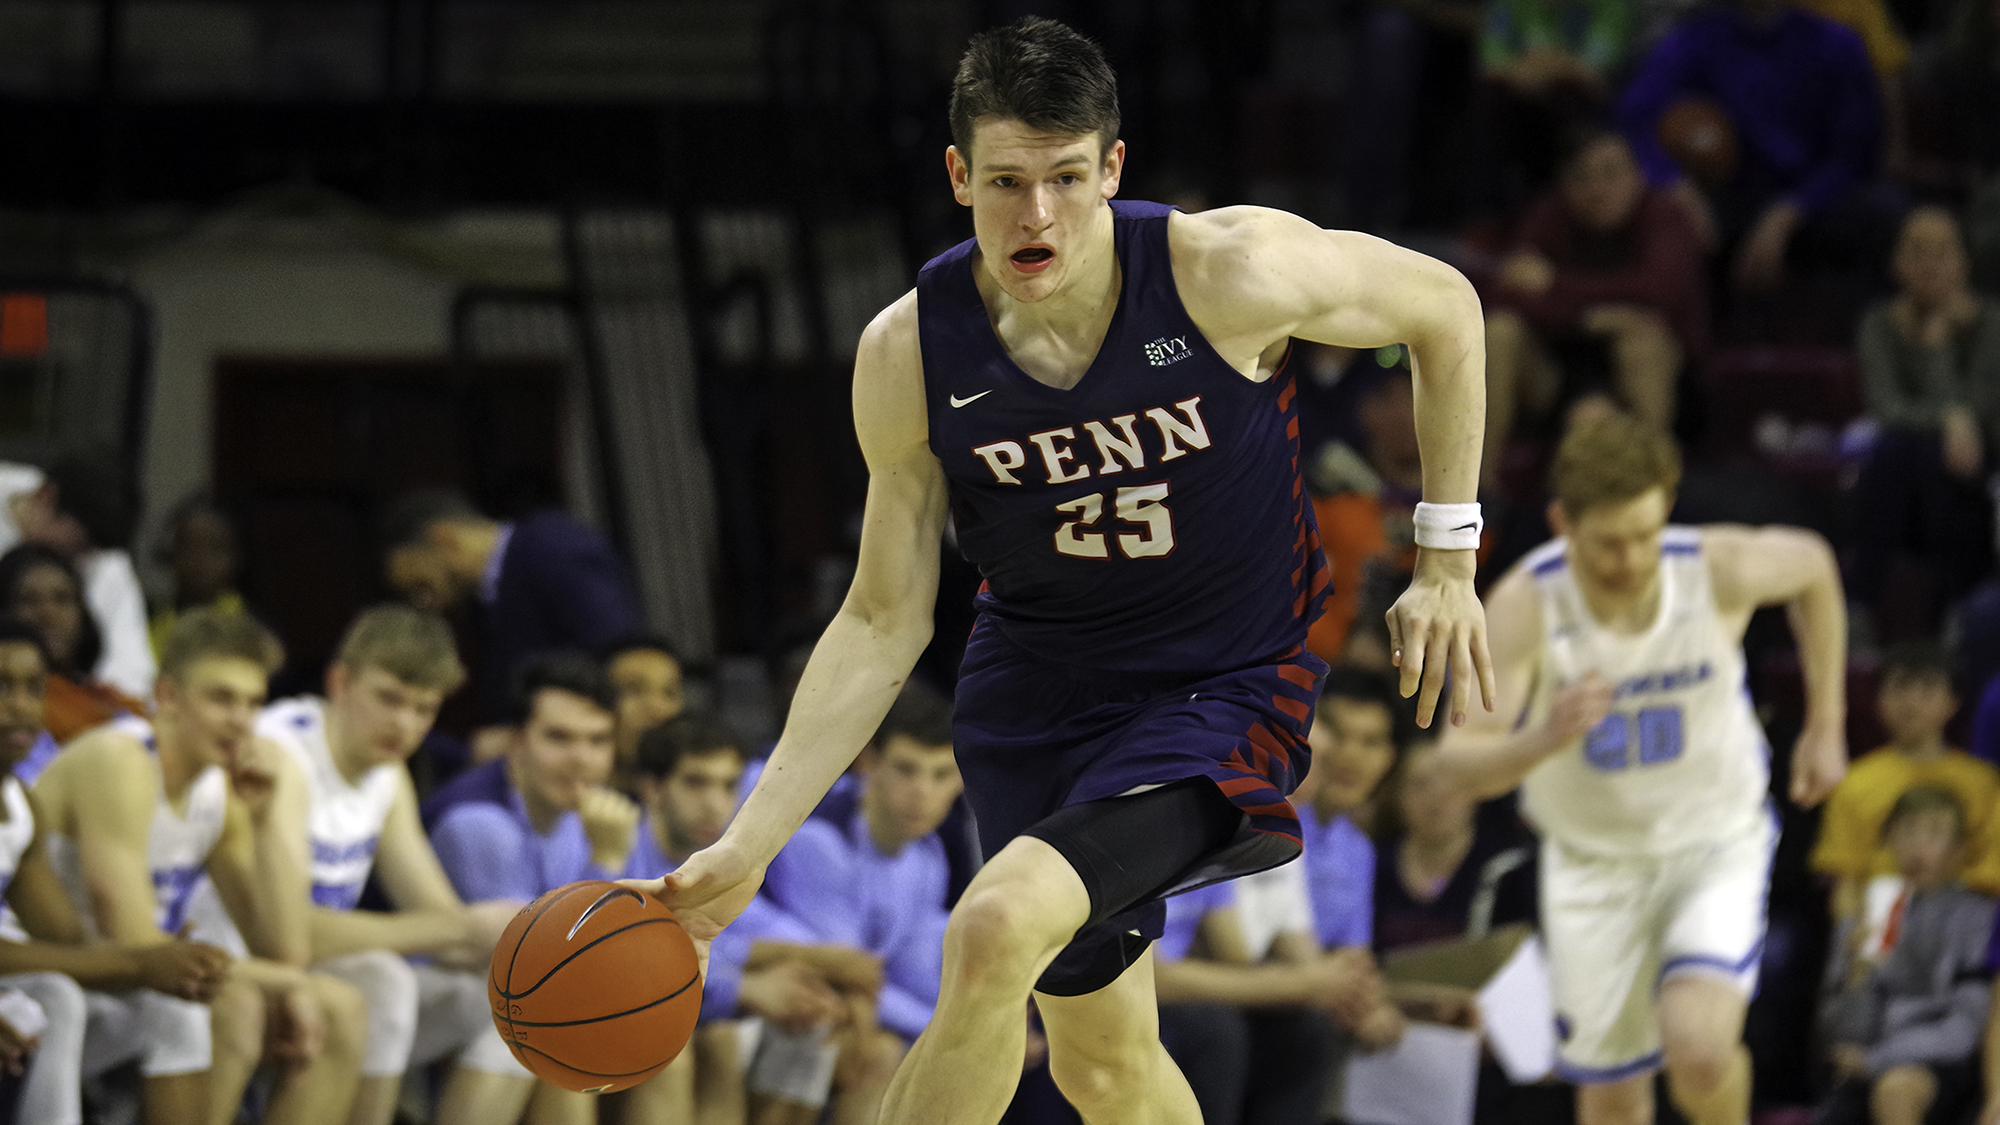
[1434,724,1569,801]
[1404,274,1486,505]
[0,938,148,992]
[308,905,467,961]
[723,608,931,866]
[1786,536,1848,732]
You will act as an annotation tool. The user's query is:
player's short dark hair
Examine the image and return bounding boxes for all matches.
[1883,784,1968,840]
[0,544,101,677]
[1318,666,1415,753]
[1881,641,1954,691]
[635,712,746,781]
[47,451,136,549]
[377,489,484,557]
[600,633,680,667]
[950,16,1120,158]
[0,618,51,671]
[870,682,954,752]
[510,650,617,726]
[159,607,284,683]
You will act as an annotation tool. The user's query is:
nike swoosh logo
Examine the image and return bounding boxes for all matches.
[1452,522,1479,531]
[949,390,994,408]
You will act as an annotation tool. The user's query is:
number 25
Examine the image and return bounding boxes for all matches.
[1054,483,1175,559]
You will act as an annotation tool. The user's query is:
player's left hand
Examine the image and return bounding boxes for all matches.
[623,839,768,978]
[1789,722,1847,809]
[222,736,282,821]
[1387,549,1496,728]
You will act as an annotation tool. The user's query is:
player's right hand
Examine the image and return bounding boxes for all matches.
[0,1014,35,1075]
[1305,947,1384,1028]
[137,937,232,1002]
[1545,674,1615,742]
[623,841,768,977]
[740,961,843,1032]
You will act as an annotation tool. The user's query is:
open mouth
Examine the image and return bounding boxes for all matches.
[1010,246,1055,272]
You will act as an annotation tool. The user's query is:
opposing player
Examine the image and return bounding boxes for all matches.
[1434,414,1848,1125]
[642,17,1492,1125]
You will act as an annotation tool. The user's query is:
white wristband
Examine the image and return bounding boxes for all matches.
[1413,502,1483,550]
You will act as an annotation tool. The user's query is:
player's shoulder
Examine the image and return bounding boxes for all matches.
[256,696,324,748]
[57,721,156,776]
[858,288,921,357]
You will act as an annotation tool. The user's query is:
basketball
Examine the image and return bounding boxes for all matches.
[488,881,702,1094]
[1655,98,1738,188]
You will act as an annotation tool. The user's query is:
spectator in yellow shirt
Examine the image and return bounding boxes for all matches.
[1812,642,2000,922]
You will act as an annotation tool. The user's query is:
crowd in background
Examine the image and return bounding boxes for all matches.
[0,0,1994,1123]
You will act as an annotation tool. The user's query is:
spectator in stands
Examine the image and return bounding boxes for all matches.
[1151,878,1361,1125]
[1820,786,1994,1125]
[620,712,897,1125]
[379,491,644,745]
[1291,668,1416,1044]
[1850,206,2000,635]
[1306,361,1422,666]
[1618,0,1897,293]
[1372,738,1538,954]
[0,616,234,1125]
[422,650,635,1124]
[602,634,685,795]
[34,610,367,1125]
[0,545,145,743]
[1472,0,1635,215]
[1813,643,1998,931]
[759,686,956,1057]
[1482,128,1707,490]
[235,605,535,1125]
[147,495,249,661]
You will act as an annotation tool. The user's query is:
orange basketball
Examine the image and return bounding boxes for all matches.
[1656,98,1739,188]
[488,881,702,1093]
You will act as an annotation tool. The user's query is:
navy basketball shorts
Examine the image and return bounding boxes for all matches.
[952,620,1326,996]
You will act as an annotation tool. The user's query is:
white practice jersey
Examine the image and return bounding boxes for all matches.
[1518,525,1770,857]
[0,777,33,900]
[46,714,228,936]
[258,696,399,911]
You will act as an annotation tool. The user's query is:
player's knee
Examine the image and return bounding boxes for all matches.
[335,951,420,1064]
[1871,1064,1937,1115]
[1576,1079,1655,1125]
[208,973,267,1056]
[1047,1042,1154,1116]
[312,974,370,1064]
[943,888,1064,977]
[858,1030,905,1084]
[1661,1037,1734,1099]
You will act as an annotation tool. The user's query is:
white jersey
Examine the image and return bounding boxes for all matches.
[0,777,33,900]
[46,715,228,936]
[1518,525,1770,857]
[258,696,399,911]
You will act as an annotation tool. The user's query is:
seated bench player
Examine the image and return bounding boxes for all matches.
[758,687,961,1114]
[33,609,367,1125]
[423,651,648,1125]
[0,616,234,1125]
[614,712,896,1125]
[194,605,535,1125]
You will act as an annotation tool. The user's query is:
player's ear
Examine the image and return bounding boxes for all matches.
[947,146,973,207]
[325,662,348,701]
[1100,139,1125,200]
[1545,500,1569,538]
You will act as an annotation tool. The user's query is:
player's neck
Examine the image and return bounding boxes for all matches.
[977,226,1121,352]
[505,759,565,835]
[864,813,912,857]
[151,723,203,806]
[1574,573,1663,634]
[320,710,374,787]
[655,817,691,869]
[1891,734,1950,761]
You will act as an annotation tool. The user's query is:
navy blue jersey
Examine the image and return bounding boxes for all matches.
[917,199,1331,671]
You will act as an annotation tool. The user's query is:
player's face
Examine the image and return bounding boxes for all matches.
[1554,487,1671,600]
[1394,744,1473,843]
[515,688,616,813]
[10,561,83,671]
[387,529,475,613]
[862,736,962,852]
[609,649,685,766]
[1304,698,1397,814]
[1887,809,1964,889]
[329,664,446,769]
[161,657,269,769]
[948,118,1124,304]
[1560,136,1644,234]
[1878,674,1958,745]
[651,750,745,856]
[0,641,46,773]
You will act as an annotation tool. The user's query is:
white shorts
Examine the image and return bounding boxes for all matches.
[1540,812,1775,1083]
[409,965,529,1076]
[81,989,213,1078]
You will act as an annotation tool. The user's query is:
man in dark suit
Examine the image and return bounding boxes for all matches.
[380,490,645,746]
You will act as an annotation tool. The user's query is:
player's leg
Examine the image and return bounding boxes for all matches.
[1575,1074,1656,1125]
[524,1078,595,1124]
[1037,947,1201,1125]
[411,965,538,1125]
[1656,977,1749,1125]
[877,834,1093,1125]
[1598,307,1680,432]
[125,990,215,1125]
[746,1023,838,1124]
[692,1020,749,1125]
[262,971,367,1125]
[830,1025,905,1125]
[204,968,267,1125]
[5,971,86,1125]
[435,1068,536,1125]
[313,951,421,1125]
[607,1044,697,1124]
[1870,1064,1939,1125]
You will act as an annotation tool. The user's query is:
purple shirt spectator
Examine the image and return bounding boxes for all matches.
[425,759,612,904]
[762,809,950,1041]
[1299,807,1375,950]
[1618,6,1879,216]
[1971,674,2000,768]
[1157,881,1239,963]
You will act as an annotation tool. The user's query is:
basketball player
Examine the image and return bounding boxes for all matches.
[639,16,1493,1125]
[34,609,368,1125]
[1433,413,1848,1125]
